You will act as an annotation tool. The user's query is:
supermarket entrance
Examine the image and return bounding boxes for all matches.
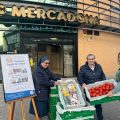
[21,32,77,77]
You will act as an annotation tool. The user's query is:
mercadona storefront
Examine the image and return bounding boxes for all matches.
[0,0,120,78]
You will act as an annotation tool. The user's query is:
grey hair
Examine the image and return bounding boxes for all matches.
[86,54,96,59]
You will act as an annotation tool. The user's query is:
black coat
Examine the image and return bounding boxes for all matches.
[33,66,60,101]
[77,62,106,86]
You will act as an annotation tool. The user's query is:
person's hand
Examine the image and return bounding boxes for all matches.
[55,81,61,86]
[107,91,113,97]
[82,83,87,89]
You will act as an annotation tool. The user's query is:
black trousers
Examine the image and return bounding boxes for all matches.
[95,104,104,120]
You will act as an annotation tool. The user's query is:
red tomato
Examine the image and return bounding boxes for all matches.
[96,90,99,94]
[105,90,109,94]
[95,94,99,97]
[105,85,110,90]
[102,91,106,95]
[91,88,95,93]
[99,88,103,92]
[99,92,103,96]
[93,93,96,97]
[102,86,106,90]
[94,87,98,91]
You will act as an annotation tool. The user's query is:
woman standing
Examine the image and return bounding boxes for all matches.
[108,52,120,97]
[29,56,61,120]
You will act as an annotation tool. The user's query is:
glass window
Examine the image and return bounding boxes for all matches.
[0,24,20,53]
[64,45,74,77]
[21,0,77,7]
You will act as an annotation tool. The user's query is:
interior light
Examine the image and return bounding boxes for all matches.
[50,38,58,40]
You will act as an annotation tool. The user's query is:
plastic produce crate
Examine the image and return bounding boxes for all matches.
[49,94,59,120]
[50,86,58,95]
[58,79,86,109]
[56,112,94,120]
[50,105,56,120]
[85,79,120,105]
[49,94,60,106]
[56,103,95,120]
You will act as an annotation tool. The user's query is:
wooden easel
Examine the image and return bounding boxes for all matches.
[7,97,39,120]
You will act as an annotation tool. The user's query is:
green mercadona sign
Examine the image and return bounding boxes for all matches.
[0,4,100,25]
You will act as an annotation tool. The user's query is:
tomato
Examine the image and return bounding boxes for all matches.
[95,90,99,94]
[105,90,109,94]
[102,86,106,90]
[102,92,106,95]
[99,88,103,92]
[99,92,103,96]
[94,87,98,91]
[105,85,110,90]
[93,93,96,97]
[95,94,99,97]
[90,88,95,93]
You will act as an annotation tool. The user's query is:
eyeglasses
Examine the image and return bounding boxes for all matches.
[44,62,50,65]
[87,58,95,60]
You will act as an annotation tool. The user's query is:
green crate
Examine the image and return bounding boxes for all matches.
[59,110,95,120]
[72,117,94,120]
[83,118,94,120]
[56,111,94,120]
[49,94,60,106]
[56,104,95,120]
[49,105,56,111]
[49,106,56,120]
[50,113,56,120]
[50,86,58,94]
[90,96,120,105]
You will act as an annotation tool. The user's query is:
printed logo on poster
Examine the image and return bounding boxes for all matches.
[0,54,36,102]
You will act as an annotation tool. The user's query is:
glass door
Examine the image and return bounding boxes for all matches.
[23,44,75,77]
[37,44,63,77]
[63,45,74,77]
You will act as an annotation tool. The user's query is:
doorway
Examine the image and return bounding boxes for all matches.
[24,44,74,77]
[21,32,77,77]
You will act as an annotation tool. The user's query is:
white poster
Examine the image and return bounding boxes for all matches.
[1,54,36,102]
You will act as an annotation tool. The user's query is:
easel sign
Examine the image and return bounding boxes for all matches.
[1,54,36,102]
[1,54,39,120]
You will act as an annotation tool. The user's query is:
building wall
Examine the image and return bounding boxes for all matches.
[78,31,120,78]
[77,0,120,28]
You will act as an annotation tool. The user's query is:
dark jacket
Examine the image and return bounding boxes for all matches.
[77,62,106,86]
[33,66,60,101]
[116,68,120,82]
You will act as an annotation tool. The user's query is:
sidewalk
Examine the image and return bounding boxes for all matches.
[1,84,120,120]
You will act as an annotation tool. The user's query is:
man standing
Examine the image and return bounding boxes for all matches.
[77,54,106,120]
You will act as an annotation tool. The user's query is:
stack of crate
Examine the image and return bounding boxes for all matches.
[49,86,60,120]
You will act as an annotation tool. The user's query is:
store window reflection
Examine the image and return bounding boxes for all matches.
[4,31,20,52]
[0,24,20,53]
